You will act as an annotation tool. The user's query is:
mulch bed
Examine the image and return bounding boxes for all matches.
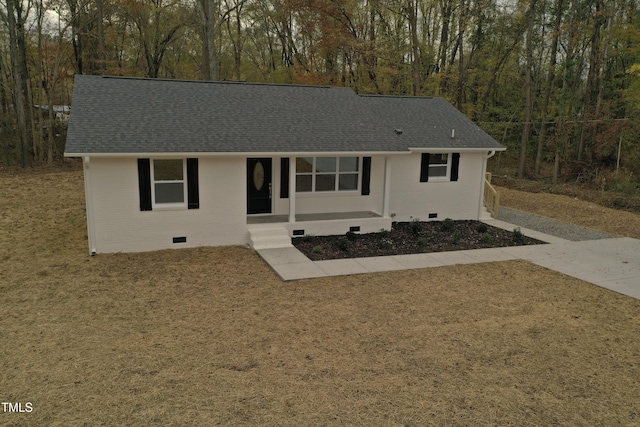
[293,219,545,260]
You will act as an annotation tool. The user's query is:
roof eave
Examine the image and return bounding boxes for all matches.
[408,146,506,153]
[64,150,414,158]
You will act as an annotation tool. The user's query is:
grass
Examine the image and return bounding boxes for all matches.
[497,186,640,239]
[2,166,640,425]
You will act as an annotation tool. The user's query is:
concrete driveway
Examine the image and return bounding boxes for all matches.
[499,237,640,299]
[257,220,640,300]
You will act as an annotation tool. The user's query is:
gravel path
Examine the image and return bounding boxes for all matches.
[499,208,615,241]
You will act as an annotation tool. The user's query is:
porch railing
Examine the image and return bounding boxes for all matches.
[484,172,500,218]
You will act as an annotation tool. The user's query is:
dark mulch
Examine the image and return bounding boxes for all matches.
[292,219,546,261]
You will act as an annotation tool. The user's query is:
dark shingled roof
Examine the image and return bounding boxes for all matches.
[64,75,504,155]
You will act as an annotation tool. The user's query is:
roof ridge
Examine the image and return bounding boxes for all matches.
[360,94,434,99]
[95,75,343,90]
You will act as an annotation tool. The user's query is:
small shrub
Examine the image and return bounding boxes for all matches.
[312,245,323,254]
[440,218,455,232]
[612,197,626,208]
[302,234,314,243]
[417,236,429,246]
[513,227,525,243]
[476,223,488,233]
[452,229,462,244]
[410,218,422,235]
[345,231,358,241]
[481,233,492,244]
[379,228,390,238]
[379,238,393,250]
[337,237,350,251]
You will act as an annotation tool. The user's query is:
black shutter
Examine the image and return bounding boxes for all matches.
[361,157,371,195]
[420,153,430,182]
[280,158,289,198]
[138,158,152,211]
[187,158,199,209]
[450,153,460,182]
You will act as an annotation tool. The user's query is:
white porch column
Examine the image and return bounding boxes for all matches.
[289,156,296,223]
[478,150,496,219]
[382,155,391,218]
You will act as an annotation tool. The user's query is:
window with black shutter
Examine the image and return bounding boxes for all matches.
[138,158,200,210]
[419,153,460,182]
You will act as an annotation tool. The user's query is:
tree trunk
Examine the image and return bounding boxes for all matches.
[438,0,452,73]
[198,0,228,80]
[535,0,563,175]
[0,53,11,166]
[552,149,560,184]
[577,0,604,162]
[591,0,613,161]
[6,0,33,168]
[96,0,106,71]
[456,0,465,110]
[518,0,536,178]
[407,0,421,96]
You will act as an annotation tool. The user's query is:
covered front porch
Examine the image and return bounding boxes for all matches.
[245,155,393,249]
[246,211,393,250]
[247,210,383,224]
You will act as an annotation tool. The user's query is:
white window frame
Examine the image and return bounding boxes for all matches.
[296,156,361,194]
[151,158,187,208]
[427,153,451,181]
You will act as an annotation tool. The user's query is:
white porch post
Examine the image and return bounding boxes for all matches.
[383,156,391,218]
[478,150,496,219]
[289,156,296,223]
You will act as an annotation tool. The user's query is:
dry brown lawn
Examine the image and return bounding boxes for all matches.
[2,166,640,426]
[498,186,640,239]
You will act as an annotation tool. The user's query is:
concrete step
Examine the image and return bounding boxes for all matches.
[480,206,493,220]
[248,226,292,250]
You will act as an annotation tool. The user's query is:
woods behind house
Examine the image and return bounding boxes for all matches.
[1,0,639,190]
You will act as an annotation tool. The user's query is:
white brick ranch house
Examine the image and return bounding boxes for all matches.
[64,75,505,254]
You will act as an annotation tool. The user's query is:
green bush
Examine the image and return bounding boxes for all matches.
[345,231,358,241]
[379,228,390,238]
[417,236,429,246]
[410,218,422,235]
[337,237,350,251]
[452,230,462,244]
[476,223,488,233]
[440,218,454,232]
[481,234,492,243]
[312,245,323,254]
[302,234,314,243]
[379,238,393,250]
[513,228,525,243]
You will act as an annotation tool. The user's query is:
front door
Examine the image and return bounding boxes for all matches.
[247,158,272,214]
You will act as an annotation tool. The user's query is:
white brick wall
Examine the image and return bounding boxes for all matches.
[388,152,484,222]
[83,152,486,253]
[87,157,247,253]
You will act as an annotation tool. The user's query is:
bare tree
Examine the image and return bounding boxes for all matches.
[518,0,536,178]
[4,0,34,167]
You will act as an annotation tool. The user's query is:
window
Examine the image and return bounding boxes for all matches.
[138,158,199,211]
[420,153,460,182]
[153,159,186,205]
[428,153,449,178]
[296,157,360,193]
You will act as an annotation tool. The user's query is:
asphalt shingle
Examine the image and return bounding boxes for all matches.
[65,75,504,155]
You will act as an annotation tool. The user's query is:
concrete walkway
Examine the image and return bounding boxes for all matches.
[256,219,640,300]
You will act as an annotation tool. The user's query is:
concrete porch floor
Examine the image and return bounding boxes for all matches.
[256,219,640,301]
[247,211,381,224]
